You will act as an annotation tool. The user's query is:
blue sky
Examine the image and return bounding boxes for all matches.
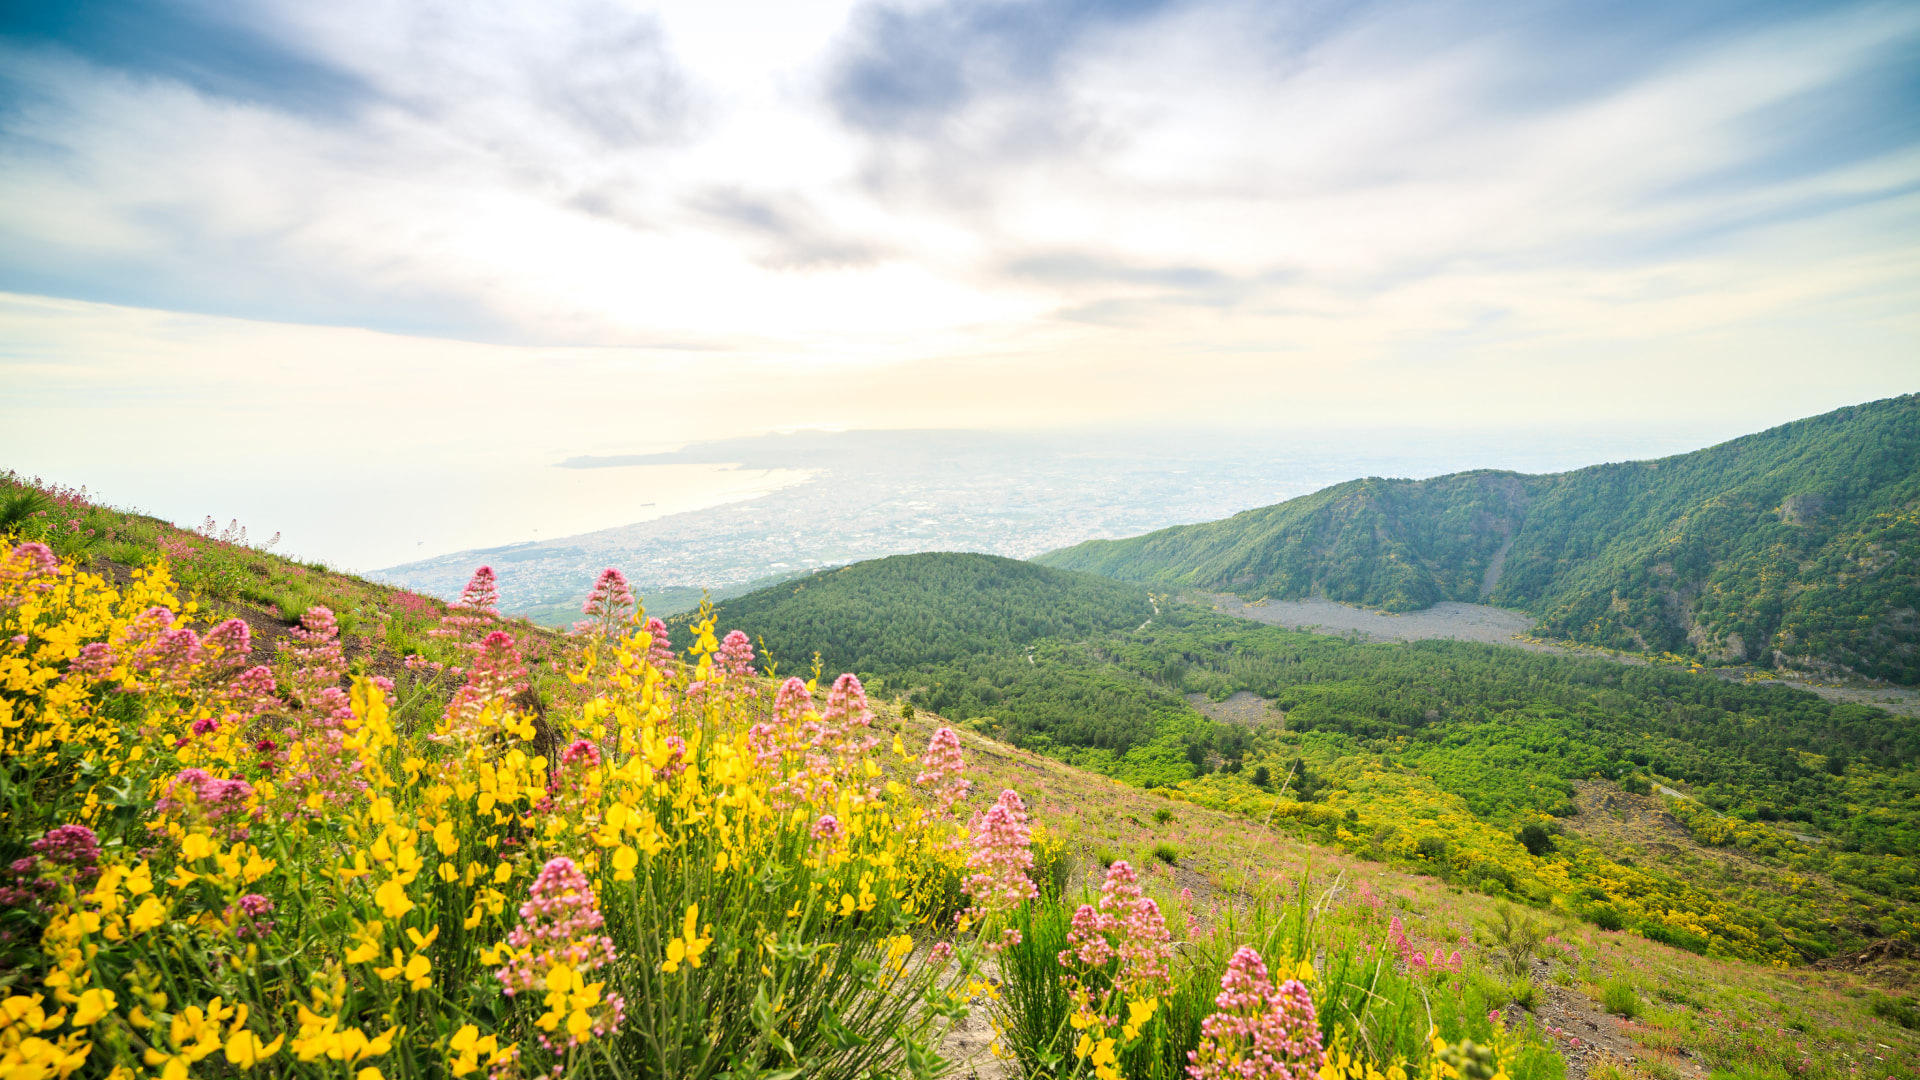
[1,0,1915,566]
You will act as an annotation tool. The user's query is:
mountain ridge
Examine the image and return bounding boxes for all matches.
[1038,394,1920,683]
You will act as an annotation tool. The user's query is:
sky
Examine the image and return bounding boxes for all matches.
[1,0,1916,570]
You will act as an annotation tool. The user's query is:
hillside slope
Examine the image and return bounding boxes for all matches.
[1039,394,1920,682]
[673,551,1154,676]
[690,550,1920,965]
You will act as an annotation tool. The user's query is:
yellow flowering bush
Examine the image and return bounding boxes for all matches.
[0,544,987,1078]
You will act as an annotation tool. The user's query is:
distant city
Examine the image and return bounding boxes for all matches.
[374,426,1705,624]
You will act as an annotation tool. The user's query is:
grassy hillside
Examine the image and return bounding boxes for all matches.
[1039,394,1920,683]
[0,469,519,668]
[696,551,1920,966]
[4,476,1916,1078]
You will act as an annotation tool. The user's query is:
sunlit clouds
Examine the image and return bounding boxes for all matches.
[1,0,1915,566]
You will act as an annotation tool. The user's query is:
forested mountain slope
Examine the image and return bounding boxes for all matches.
[1039,394,1920,682]
[685,550,1920,963]
[672,551,1153,676]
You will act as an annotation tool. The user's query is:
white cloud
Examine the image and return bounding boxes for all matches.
[0,0,1915,569]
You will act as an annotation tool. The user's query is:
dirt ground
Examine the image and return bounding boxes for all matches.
[1185,689,1281,727]
[1197,593,1540,647]
[1194,591,1920,719]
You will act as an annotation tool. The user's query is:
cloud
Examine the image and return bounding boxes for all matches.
[0,0,1911,420]
[1,0,373,116]
[825,0,1179,135]
[687,186,884,269]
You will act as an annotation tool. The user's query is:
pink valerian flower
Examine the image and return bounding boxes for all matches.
[1059,860,1175,992]
[1182,887,1201,941]
[772,677,812,723]
[81,606,201,693]
[0,542,59,610]
[32,826,99,878]
[546,739,604,821]
[572,568,636,639]
[228,893,277,941]
[641,617,676,671]
[749,676,883,808]
[1,825,102,910]
[810,814,844,844]
[1388,916,1412,959]
[444,631,530,738]
[717,630,756,678]
[821,674,878,754]
[428,566,502,656]
[280,606,351,721]
[275,606,371,813]
[1388,916,1460,976]
[1064,903,1118,967]
[494,858,626,1055]
[915,727,971,819]
[496,858,620,992]
[689,629,760,700]
[156,769,257,841]
[650,735,688,782]
[1186,946,1323,1080]
[962,789,1039,924]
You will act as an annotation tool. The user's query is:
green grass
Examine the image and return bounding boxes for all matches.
[1602,978,1642,1019]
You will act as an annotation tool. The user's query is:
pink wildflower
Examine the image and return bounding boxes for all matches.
[496,861,620,988]
[963,789,1039,917]
[445,630,529,736]
[0,542,59,610]
[547,738,604,814]
[157,769,256,841]
[717,630,756,677]
[1186,946,1323,1080]
[1059,860,1175,991]
[810,814,844,843]
[915,727,971,818]
[228,893,276,940]
[281,606,351,720]
[274,606,370,812]
[573,568,635,639]
[495,858,626,1055]
[750,676,883,808]
[429,566,502,655]
[202,618,254,673]
[641,617,675,670]
[32,825,99,876]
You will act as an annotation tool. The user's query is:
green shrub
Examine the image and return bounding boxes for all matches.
[1517,823,1556,857]
[1486,903,1544,978]
[1029,828,1076,898]
[1152,842,1180,865]
[1601,978,1641,1018]
[1153,807,1175,825]
[1869,994,1919,1029]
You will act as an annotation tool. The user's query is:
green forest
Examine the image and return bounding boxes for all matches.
[687,551,1920,964]
[1039,393,1920,683]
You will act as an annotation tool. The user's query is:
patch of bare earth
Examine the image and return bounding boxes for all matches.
[1185,689,1281,727]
